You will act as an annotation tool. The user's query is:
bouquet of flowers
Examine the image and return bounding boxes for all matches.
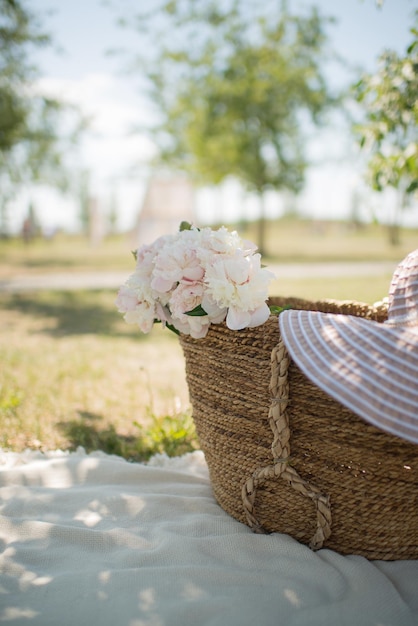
[115,222,275,339]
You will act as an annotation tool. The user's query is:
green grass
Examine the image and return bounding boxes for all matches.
[0,278,391,459]
[241,218,418,263]
[269,273,393,302]
[58,410,198,462]
[0,289,194,458]
[0,233,137,277]
[1,218,417,279]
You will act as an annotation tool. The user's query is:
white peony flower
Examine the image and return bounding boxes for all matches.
[247,302,271,327]
[205,252,274,313]
[123,299,156,334]
[225,301,271,330]
[201,294,227,324]
[116,224,275,336]
[115,284,138,313]
[170,310,212,339]
[151,231,204,294]
[169,281,204,318]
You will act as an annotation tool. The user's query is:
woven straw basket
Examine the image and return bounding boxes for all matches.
[180,296,418,561]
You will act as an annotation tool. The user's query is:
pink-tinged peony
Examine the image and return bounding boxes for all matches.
[200,226,242,254]
[155,302,172,324]
[115,285,138,312]
[134,236,167,279]
[123,299,156,334]
[172,312,211,339]
[201,294,227,324]
[151,231,204,294]
[169,282,204,318]
[198,227,258,268]
[116,280,157,333]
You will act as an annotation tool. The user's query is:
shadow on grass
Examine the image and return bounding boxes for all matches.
[58,410,198,462]
[0,290,146,338]
[58,414,139,460]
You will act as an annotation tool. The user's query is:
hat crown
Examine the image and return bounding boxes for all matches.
[387,248,418,327]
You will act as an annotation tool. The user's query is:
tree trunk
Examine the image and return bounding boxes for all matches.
[388,222,401,246]
[387,188,404,247]
[0,201,9,237]
[257,191,267,257]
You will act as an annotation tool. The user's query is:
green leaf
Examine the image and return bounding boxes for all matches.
[269,305,291,315]
[179,221,193,231]
[407,39,418,54]
[185,304,208,316]
[165,322,180,335]
[406,180,418,194]
[154,319,180,335]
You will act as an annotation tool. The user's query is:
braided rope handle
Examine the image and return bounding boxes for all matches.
[241,338,332,550]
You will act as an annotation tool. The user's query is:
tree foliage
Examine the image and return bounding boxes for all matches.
[353,12,418,239]
[120,0,338,248]
[0,0,84,233]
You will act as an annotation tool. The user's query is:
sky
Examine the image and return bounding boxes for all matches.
[10,0,418,234]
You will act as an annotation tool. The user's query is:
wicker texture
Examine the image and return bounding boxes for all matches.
[180,297,418,560]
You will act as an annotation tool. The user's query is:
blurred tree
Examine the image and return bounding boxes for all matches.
[353,14,418,245]
[118,0,339,254]
[107,186,118,235]
[0,0,85,235]
[78,169,92,236]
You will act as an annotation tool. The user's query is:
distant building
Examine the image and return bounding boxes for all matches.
[134,175,195,247]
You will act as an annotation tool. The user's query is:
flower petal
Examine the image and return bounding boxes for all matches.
[226,307,251,330]
[247,303,271,327]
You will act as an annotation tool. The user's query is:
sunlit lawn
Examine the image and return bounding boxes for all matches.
[0,274,392,459]
[0,233,138,277]
[0,289,193,459]
[1,219,417,279]
[241,218,418,263]
[270,273,393,302]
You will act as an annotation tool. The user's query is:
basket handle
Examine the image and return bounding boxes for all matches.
[241,338,332,550]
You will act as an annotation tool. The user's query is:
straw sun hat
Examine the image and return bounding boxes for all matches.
[279,248,418,444]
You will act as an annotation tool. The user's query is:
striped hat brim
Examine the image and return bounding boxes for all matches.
[279,309,418,444]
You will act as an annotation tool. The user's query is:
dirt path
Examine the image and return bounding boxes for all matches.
[0,261,397,292]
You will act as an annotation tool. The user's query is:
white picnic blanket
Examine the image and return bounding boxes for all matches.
[0,448,417,626]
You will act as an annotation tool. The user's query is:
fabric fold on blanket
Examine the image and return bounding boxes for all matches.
[0,448,417,626]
